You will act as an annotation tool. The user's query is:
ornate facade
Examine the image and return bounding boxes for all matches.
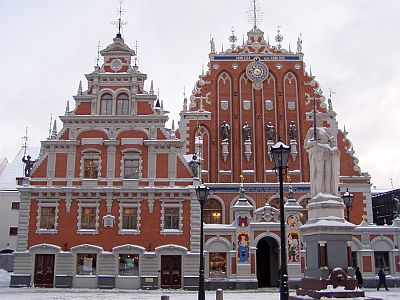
[10,24,400,289]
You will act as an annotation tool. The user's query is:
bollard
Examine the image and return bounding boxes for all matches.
[216,288,223,300]
[161,295,170,300]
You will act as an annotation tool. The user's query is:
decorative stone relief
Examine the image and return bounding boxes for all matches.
[213,63,219,70]
[361,233,370,246]
[288,102,296,111]
[148,192,154,213]
[243,100,251,111]
[220,100,229,111]
[65,192,72,213]
[265,100,273,110]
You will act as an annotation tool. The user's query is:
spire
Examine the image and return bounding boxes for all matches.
[65,100,70,115]
[134,40,138,66]
[248,0,262,29]
[51,120,57,139]
[150,80,154,95]
[183,86,187,112]
[48,114,53,139]
[77,81,82,95]
[288,43,291,53]
[172,120,175,131]
[309,65,313,77]
[201,64,204,76]
[210,34,215,53]
[221,43,224,52]
[112,1,128,38]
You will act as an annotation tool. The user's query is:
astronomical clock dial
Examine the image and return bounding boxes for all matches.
[246,57,269,89]
[110,58,123,71]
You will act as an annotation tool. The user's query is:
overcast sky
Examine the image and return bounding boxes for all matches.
[0,0,399,189]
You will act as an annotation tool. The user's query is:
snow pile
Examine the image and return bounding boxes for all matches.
[0,269,10,287]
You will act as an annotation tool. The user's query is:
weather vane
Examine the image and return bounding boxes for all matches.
[112,1,128,37]
[134,40,139,66]
[95,41,101,67]
[22,127,29,156]
[248,0,262,29]
[275,26,283,50]
[229,26,237,49]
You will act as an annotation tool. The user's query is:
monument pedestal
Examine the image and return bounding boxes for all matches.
[296,193,364,299]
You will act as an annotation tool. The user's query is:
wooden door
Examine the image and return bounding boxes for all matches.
[34,254,55,288]
[161,255,181,289]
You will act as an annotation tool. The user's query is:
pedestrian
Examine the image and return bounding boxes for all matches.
[377,267,389,291]
[355,267,363,288]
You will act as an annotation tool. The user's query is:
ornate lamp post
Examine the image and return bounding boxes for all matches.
[196,184,209,300]
[342,188,354,222]
[271,139,291,300]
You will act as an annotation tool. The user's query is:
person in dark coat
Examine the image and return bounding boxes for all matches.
[355,267,363,288]
[377,267,389,291]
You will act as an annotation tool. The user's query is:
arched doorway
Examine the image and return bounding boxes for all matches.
[256,237,279,287]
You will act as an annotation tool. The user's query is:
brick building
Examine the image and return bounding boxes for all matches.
[10,24,400,289]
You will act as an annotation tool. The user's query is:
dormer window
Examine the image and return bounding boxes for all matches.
[116,93,129,115]
[101,93,113,115]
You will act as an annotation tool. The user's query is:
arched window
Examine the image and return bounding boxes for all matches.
[116,93,129,115]
[204,199,222,224]
[101,94,113,115]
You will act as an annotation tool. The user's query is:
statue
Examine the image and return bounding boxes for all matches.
[22,155,35,177]
[289,121,297,140]
[242,122,251,141]
[188,154,200,178]
[210,37,216,53]
[221,121,231,141]
[266,122,274,141]
[304,126,340,197]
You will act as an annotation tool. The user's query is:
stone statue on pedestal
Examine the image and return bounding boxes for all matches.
[242,122,250,142]
[221,121,230,141]
[188,154,200,178]
[266,122,274,141]
[304,126,340,197]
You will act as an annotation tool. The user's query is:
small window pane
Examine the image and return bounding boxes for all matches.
[118,254,139,276]
[116,94,129,115]
[81,207,97,229]
[204,199,222,224]
[11,202,20,210]
[164,207,179,230]
[40,207,56,230]
[9,227,18,236]
[84,159,99,179]
[76,253,97,275]
[122,207,138,230]
[124,158,139,179]
[101,94,113,115]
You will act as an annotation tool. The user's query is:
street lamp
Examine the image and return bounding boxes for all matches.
[342,188,354,222]
[196,183,209,300]
[270,139,291,300]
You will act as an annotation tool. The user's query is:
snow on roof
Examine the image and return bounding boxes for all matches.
[0,146,41,190]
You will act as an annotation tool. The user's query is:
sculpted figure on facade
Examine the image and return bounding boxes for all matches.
[242,122,251,142]
[221,121,231,141]
[304,126,340,197]
[22,155,35,177]
[289,121,297,140]
[188,154,200,178]
[266,122,274,141]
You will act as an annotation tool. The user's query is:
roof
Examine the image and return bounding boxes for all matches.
[0,146,41,191]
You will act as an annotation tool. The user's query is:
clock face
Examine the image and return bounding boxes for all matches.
[110,59,122,71]
[246,59,269,83]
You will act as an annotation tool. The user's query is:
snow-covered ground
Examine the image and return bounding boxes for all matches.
[1,270,400,299]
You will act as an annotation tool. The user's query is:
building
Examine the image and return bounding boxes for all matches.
[10,21,400,288]
[372,189,400,225]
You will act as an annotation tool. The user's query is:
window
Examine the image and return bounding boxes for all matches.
[80,207,97,230]
[116,93,129,115]
[374,251,390,273]
[122,207,138,230]
[100,94,113,115]
[76,253,97,275]
[118,254,139,276]
[84,158,99,179]
[40,207,56,230]
[124,158,139,179]
[209,252,227,278]
[11,202,20,210]
[9,227,18,236]
[204,199,222,224]
[164,207,179,230]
